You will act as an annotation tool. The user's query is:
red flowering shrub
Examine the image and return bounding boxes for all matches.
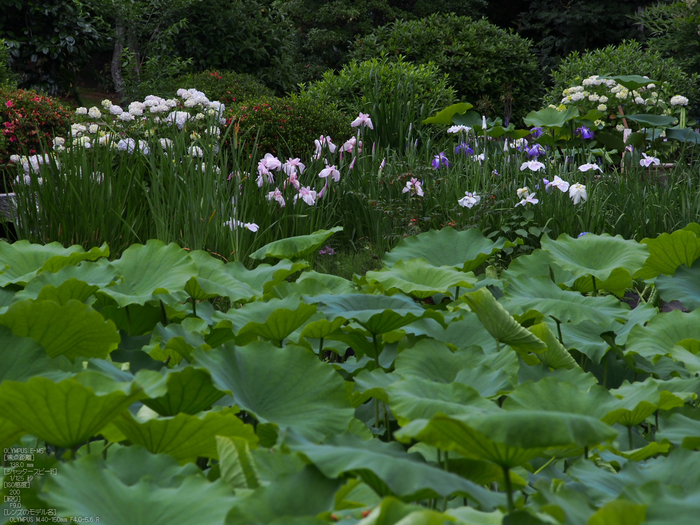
[228,95,347,157]
[0,88,71,188]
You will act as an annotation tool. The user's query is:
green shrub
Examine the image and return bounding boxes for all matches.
[171,0,298,95]
[349,14,543,124]
[229,95,349,158]
[0,88,72,190]
[547,41,700,107]
[170,70,275,106]
[0,40,16,89]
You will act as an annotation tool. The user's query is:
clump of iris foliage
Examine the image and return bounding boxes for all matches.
[4,72,700,266]
[2,223,700,522]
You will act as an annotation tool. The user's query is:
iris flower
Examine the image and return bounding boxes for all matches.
[283,158,305,176]
[578,163,602,172]
[402,177,424,196]
[267,188,286,207]
[319,165,340,182]
[520,160,545,172]
[569,183,587,204]
[516,193,539,207]
[639,153,660,167]
[294,186,317,206]
[458,191,481,208]
[455,142,474,156]
[545,176,570,193]
[225,218,259,232]
[432,152,451,169]
[575,126,594,139]
[351,113,374,129]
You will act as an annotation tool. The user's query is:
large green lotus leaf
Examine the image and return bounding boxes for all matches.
[422,102,473,125]
[111,407,257,463]
[0,299,120,360]
[625,113,676,127]
[462,288,546,360]
[394,339,516,397]
[14,258,119,302]
[656,258,700,310]
[142,366,224,416]
[353,368,397,405]
[213,294,317,342]
[656,413,700,448]
[33,279,100,305]
[666,127,700,144]
[250,227,342,260]
[41,448,236,525]
[193,342,354,441]
[558,320,610,363]
[503,377,615,419]
[297,315,346,341]
[0,372,161,448]
[395,411,616,468]
[383,228,514,272]
[97,240,198,306]
[0,241,108,287]
[599,74,657,90]
[403,313,499,353]
[285,432,500,507]
[501,276,629,326]
[185,250,259,302]
[626,309,700,361]
[0,417,25,450]
[225,465,342,525]
[540,233,649,286]
[523,106,579,128]
[295,270,357,295]
[227,259,309,295]
[502,248,576,283]
[636,230,700,279]
[308,293,439,336]
[603,378,692,427]
[528,322,578,370]
[366,259,476,299]
[669,339,700,374]
[217,436,261,490]
[387,378,494,424]
[446,507,504,525]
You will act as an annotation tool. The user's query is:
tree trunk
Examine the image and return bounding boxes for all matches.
[111,18,125,100]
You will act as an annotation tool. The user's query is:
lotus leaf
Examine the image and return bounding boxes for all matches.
[626,309,700,361]
[0,240,108,287]
[501,276,629,326]
[217,435,261,490]
[528,322,578,370]
[540,234,648,291]
[387,378,493,424]
[655,258,700,310]
[462,288,547,360]
[285,433,500,507]
[41,447,236,525]
[213,294,317,343]
[227,259,309,294]
[186,250,259,302]
[193,342,354,441]
[636,229,700,279]
[97,240,198,306]
[523,107,579,128]
[395,411,617,468]
[142,365,224,416]
[308,293,439,336]
[0,325,79,382]
[625,114,676,128]
[0,372,162,448]
[0,299,120,360]
[383,228,514,272]
[422,102,474,125]
[225,465,341,525]
[14,258,118,301]
[366,259,476,299]
[111,407,256,463]
[250,226,342,260]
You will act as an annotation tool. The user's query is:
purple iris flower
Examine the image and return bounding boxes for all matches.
[542,178,551,193]
[432,152,452,169]
[575,126,594,140]
[525,144,545,158]
[455,142,474,156]
[530,127,544,139]
[577,232,590,238]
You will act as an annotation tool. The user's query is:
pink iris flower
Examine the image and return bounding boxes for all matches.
[350,112,374,130]
[294,186,317,206]
[319,165,340,182]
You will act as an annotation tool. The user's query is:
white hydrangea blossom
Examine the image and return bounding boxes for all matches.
[88,107,102,119]
[671,95,689,106]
